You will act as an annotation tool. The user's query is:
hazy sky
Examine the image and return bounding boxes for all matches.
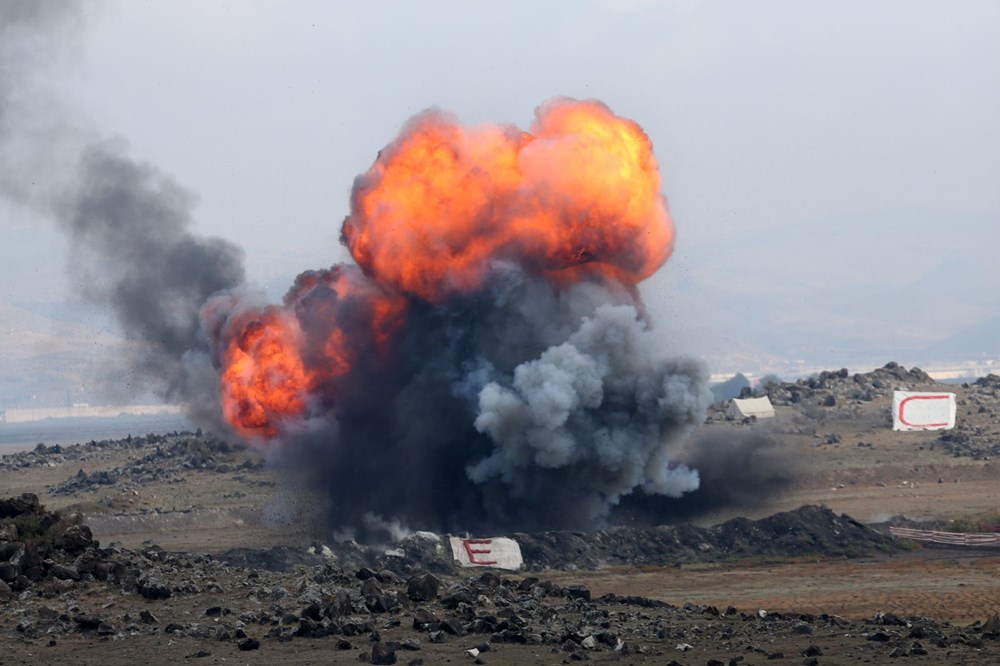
[2,0,998,367]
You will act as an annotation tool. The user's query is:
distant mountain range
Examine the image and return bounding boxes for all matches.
[919,312,1000,361]
[0,299,133,408]
[644,206,999,374]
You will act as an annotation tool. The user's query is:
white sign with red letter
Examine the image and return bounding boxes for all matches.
[449,536,523,571]
[892,391,956,431]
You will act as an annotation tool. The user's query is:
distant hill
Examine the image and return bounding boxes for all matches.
[644,207,999,372]
[919,313,1000,362]
[0,299,133,408]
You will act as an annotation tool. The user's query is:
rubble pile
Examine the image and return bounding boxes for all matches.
[705,364,1000,464]
[935,374,1000,459]
[211,506,900,576]
[39,434,262,496]
[934,428,1000,460]
[706,363,937,422]
[0,492,204,598]
[762,362,934,409]
[2,495,997,662]
[0,497,994,663]
[513,505,898,570]
[1,432,193,472]
[0,495,898,598]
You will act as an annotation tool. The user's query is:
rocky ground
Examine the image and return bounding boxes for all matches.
[715,364,1000,463]
[1,364,999,664]
[1,493,998,665]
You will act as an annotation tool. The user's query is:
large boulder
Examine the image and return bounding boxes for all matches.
[0,494,41,519]
[56,524,94,554]
[137,574,172,600]
[407,572,440,602]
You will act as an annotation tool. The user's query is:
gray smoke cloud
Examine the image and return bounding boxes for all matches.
[228,265,713,537]
[59,141,245,416]
[616,430,794,524]
[0,0,85,206]
[471,303,707,509]
[0,1,244,424]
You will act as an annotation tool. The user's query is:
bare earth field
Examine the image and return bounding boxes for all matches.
[1,366,999,664]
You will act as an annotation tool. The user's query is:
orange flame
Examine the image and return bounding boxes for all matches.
[342,98,673,301]
[220,308,309,438]
[216,266,408,436]
[215,98,672,438]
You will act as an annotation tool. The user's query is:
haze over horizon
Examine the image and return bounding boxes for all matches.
[2,0,998,408]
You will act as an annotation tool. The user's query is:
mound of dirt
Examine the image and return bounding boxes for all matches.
[713,362,934,414]
[513,505,898,570]
[932,374,1000,459]
[1,431,200,472]
[42,432,259,496]
[705,364,1000,463]
[0,493,183,598]
[0,492,898,597]
[195,505,900,576]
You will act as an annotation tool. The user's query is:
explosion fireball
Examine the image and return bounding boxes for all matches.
[204,98,711,536]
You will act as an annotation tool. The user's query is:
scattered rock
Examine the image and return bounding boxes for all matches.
[237,637,260,651]
[371,641,397,665]
[407,572,439,601]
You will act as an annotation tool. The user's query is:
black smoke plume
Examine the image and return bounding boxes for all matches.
[617,430,794,523]
[60,142,245,420]
[0,1,244,424]
[254,268,712,538]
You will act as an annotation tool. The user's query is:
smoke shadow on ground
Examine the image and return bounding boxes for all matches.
[614,428,795,525]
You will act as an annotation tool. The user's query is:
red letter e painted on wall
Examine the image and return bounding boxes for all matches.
[462,539,497,565]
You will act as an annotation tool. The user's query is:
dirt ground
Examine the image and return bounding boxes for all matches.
[2,373,999,664]
[551,550,1000,623]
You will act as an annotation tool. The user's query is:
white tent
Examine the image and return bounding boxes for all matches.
[727,396,775,420]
